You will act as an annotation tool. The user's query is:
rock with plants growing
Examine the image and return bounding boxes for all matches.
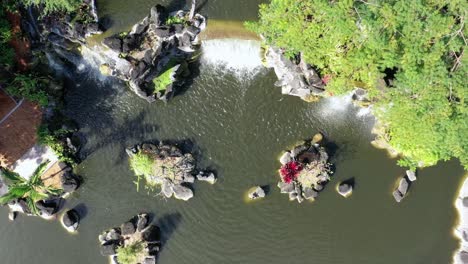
[0,160,80,219]
[277,134,333,203]
[98,213,160,264]
[100,4,206,102]
[126,142,216,201]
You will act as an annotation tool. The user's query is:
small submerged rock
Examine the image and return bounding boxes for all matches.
[276,134,333,203]
[127,141,216,201]
[248,186,266,200]
[337,182,353,198]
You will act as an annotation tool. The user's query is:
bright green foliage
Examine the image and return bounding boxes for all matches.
[19,0,81,14]
[6,74,49,106]
[129,152,154,178]
[152,65,177,94]
[37,125,77,165]
[0,161,62,215]
[0,8,14,67]
[166,16,185,25]
[248,0,468,169]
[116,242,146,264]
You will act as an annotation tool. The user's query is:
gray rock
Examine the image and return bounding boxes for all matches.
[314,184,324,192]
[142,225,161,242]
[197,172,217,184]
[8,211,17,221]
[100,243,117,256]
[62,209,80,231]
[278,181,295,193]
[460,251,468,263]
[337,183,352,197]
[302,187,318,200]
[463,197,468,207]
[288,192,298,201]
[291,145,308,158]
[106,228,121,241]
[182,174,195,183]
[61,172,79,193]
[150,5,164,26]
[152,27,171,38]
[143,256,157,264]
[172,185,194,201]
[121,221,136,236]
[393,190,404,203]
[279,152,292,165]
[398,177,409,195]
[102,36,122,52]
[185,25,200,36]
[248,186,266,200]
[36,200,59,217]
[406,170,417,181]
[137,213,149,232]
[161,180,174,198]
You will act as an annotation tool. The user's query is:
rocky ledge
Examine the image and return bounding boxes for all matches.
[265,48,326,101]
[99,213,160,264]
[101,5,206,102]
[277,133,333,203]
[31,0,101,44]
[126,142,216,201]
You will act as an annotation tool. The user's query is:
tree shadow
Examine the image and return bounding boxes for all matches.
[155,212,182,249]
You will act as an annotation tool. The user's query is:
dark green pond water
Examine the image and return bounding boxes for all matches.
[0,1,465,263]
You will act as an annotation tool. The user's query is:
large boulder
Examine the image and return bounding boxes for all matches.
[393,190,404,203]
[161,180,174,198]
[142,225,161,243]
[36,200,59,217]
[121,221,136,236]
[100,243,117,256]
[248,186,266,200]
[172,185,193,201]
[136,213,150,232]
[61,172,79,193]
[398,178,409,195]
[103,36,122,52]
[61,209,80,232]
[279,152,292,165]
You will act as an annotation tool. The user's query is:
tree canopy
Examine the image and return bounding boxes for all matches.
[247,0,467,169]
[19,0,81,14]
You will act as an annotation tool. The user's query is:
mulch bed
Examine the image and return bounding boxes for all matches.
[0,89,17,118]
[0,100,42,167]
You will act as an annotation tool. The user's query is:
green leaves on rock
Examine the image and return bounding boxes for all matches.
[248,0,468,169]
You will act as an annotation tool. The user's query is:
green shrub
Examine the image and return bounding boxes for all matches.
[165,16,185,25]
[37,125,77,165]
[248,0,468,169]
[5,74,49,106]
[116,242,146,264]
[0,161,62,215]
[19,0,81,14]
[0,8,15,67]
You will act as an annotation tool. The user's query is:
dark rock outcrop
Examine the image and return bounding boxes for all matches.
[100,5,206,102]
[62,209,80,232]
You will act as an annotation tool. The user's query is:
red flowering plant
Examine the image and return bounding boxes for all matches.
[279,161,303,183]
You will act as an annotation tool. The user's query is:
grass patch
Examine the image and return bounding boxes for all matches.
[116,242,146,264]
[152,65,177,94]
[129,152,154,178]
[165,16,185,25]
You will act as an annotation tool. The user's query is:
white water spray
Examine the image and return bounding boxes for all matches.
[201,39,264,78]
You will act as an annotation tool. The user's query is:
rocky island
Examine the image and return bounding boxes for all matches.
[126,142,216,201]
[99,213,160,264]
[277,134,333,203]
[100,4,206,102]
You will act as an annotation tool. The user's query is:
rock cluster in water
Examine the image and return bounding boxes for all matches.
[126,142,216,201]
[99,213,159,264]
[277,134,333,203]
[265,48,326,101]
[101,5,206,102]
[392,170,416,203]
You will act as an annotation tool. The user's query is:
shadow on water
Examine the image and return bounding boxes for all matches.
[72,203,89,221]
[173,60,201,98]
[155,212,182,248]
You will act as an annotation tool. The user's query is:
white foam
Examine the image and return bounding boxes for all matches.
[201,39,263,78]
